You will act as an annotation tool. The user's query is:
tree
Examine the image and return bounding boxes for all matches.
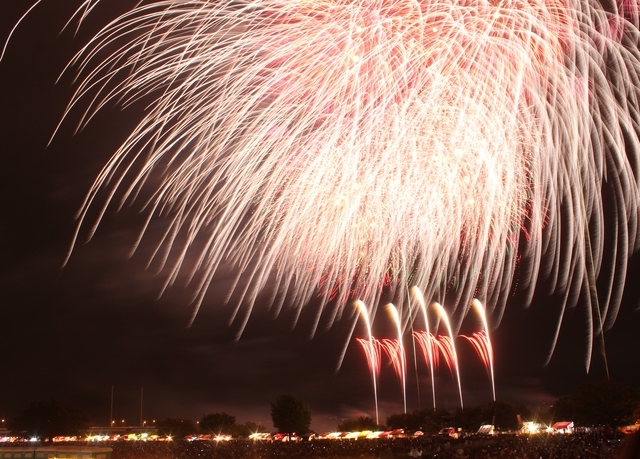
[387,411,421,430]
[156,418,196,439]
[386,408,452,433]
[475,401,523,431]
[453,406,483,431]
[8,399,89,441]
[421,409,454,434]
[230,421,267,438]
[555,380,640,428]
[242,420,267,434]
[199,412,236,435]
[337,416,381,432]
[549,395,575,422]
[270,395,312,435]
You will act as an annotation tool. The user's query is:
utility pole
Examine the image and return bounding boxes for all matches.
[140,387,144,428]
[110,385,114,433]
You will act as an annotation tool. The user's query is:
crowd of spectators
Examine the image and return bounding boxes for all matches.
[100,430,638,459]
[2,431,637,458]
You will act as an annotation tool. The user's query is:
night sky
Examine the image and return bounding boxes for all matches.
[1,1,640,434]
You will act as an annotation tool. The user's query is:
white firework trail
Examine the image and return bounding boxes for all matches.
[4,0,640,367]
[433,301,464,408]
[471,298,495,401]
[387,303,408,413]
[356,300,380,425]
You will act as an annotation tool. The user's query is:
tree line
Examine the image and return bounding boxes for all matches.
[4,394,312,441]
[5,380,639,441]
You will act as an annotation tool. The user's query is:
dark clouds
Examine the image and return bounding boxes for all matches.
[1,0,640,435]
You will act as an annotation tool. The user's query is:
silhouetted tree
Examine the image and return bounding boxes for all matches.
[479,401,521,430]
[8,399,89,441]
[468,401,529,430]
[386,411,419,430]
[229,421,267,437]
[549,394,575,422]
[270,395,312,435]
[453,405,483,431]
[199,412,236,435]
[242,420,266,433]
[337,416,381,432]
[386,401,533,434]
[555,380,640,428]
[387,408,452,433]
[421,408,454,433]
[156,418,196,439]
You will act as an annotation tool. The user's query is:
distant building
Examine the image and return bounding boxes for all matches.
[551,421,574,434]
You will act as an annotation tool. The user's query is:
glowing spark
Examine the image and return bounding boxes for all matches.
[4,0,640,366]
[432,335,457,375]
[471,299,496,401]
[386,304,407,413]
[356,300,380,425]
[370,296,495,409]
[413,330,440,406]
[433,302,464,408]
[458,330,496,402]
[411,286,436,411]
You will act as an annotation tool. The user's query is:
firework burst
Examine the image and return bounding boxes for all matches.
[6,0,640,365]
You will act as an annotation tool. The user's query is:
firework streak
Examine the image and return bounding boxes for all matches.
[357,297,495,410]
[6,0,640,365]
